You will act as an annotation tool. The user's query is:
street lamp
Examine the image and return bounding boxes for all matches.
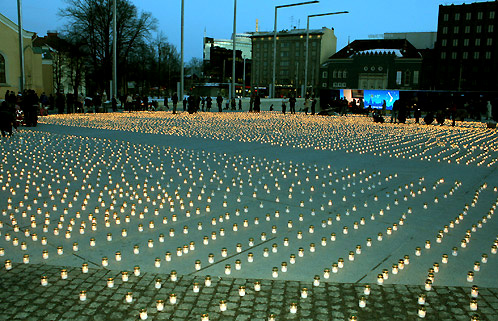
[112,0,117,99]
[17,0,25,92]
[180,0,185,100]
[232,0,237,102]
[272,1,319,98]
[304,11,348,98]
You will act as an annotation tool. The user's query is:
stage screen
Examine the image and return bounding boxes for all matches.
[363,90,399,110]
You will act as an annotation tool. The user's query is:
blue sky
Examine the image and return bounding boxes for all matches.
[1,0,489,61]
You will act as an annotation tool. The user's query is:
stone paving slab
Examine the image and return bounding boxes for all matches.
[1,263,497,320]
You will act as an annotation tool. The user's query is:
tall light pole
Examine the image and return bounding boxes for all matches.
[112,0,117,99]
[304,11,348,98]
[232,0,237,101]
[17,0,25,92]
[180,0,185,100]
[272,1,318,98]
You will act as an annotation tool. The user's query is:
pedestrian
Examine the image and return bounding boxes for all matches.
[206,96,212,111]
[382,100,387,116]
[112,96,118,112]
[311,97,317,115]
[249,94,254,112]
[238,98,242,111]
[281,96,288,114]
[201,96,205,111]
[487,101,493,120]
[172,92,178,114]
[183,97,187,112]
[216,94,223,112]
[289,95,296,114]
[254,94,261,113]
[391,99,399,123]
[450,101,457,126]
[0,101,14,137]
[231,97,236,110]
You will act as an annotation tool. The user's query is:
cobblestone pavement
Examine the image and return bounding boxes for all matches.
[1,263,497,320]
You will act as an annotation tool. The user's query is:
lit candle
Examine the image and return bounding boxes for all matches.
[156,299,164,311]
[290,303,298,314]
[418,294,426,305]
[79,290,87,301]
[254,281,261,291]
[169,293,177,304]
[125,292,133,303]
[359,296,366,308]
[139,308,147,320]
[219,300,227,312]
[470,299,478,311]
[471,285,479,298]
[134,266,141,276]
[313,275,320,287]
[364,285,370,295]
[41,276,48,286]
[418,306,426,318]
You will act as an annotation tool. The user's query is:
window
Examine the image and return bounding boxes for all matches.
[396,71,402,85]
[280,69,289,76]
[463,52,469,59]
[453,26,459,34]
[489,25,494,32]
[343,70,347,78]
[453,39,458,46]
[441,52,447,59]
[476,25,482,33]
[466,12,472,20]
[487,38,493,46]
[443,27,448,34]
[442,39,447,46]
[403,70,410,84]
[312,42,317,47]
[464,39,469,46]
[478,12,483,20]
[338,70,343,78]
[333,70,337,78]
[486,52,492,59]
[491,11,496,19]
[475,38,481,46]
[455,13,460,21]
[295,50,300,57]
[322,82,327,88]
[322,71,328,78]
[280,51,288,57]
[474,51,480,59]
[0,54,5,84]
[281,42,289,48]
[280,61,289,67]
[413,71,419,85]
[452,52,458,59]
[465,26,470,33]
[444,13,449,21]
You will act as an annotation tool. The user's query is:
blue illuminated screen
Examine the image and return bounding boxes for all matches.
[363,90,399,110]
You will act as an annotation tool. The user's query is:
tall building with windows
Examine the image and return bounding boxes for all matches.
[435,1,498,90]
[250,27,336,97]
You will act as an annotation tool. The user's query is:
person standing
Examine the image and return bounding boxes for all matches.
[487,101,493,120]
[201,96,205,111]
[382,100,387,116]
[172,92,178,114]
[112,96,118,112]
[231,97,236,110]
[311,97,317,115]
[249,93,254,112]
[216,94,223,112]
[254,94,261,113]
[206,96,212,111]
[289,95,296,114]
[183,97,187,112]
[281,96,288,114]
[391,99,399,123]
[238,98,242,111]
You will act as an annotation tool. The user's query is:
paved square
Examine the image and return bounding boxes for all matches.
[1,111,497,320]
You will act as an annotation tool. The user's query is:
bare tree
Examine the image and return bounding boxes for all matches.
[59,0,157,96]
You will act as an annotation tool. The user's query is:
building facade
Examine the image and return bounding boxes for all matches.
[250,27,337,97]
[320,39,424,91]
[0,13,50,97]
[435,1,498,91]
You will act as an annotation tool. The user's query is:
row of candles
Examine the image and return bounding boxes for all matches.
[37,112,498,167]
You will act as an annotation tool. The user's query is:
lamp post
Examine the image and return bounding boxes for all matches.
[232,0,237,101]
[112,0,117,99]
[304,11,348,98]
[180,0,184,100]
[272,1,319,98]
[17,0,25,92]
